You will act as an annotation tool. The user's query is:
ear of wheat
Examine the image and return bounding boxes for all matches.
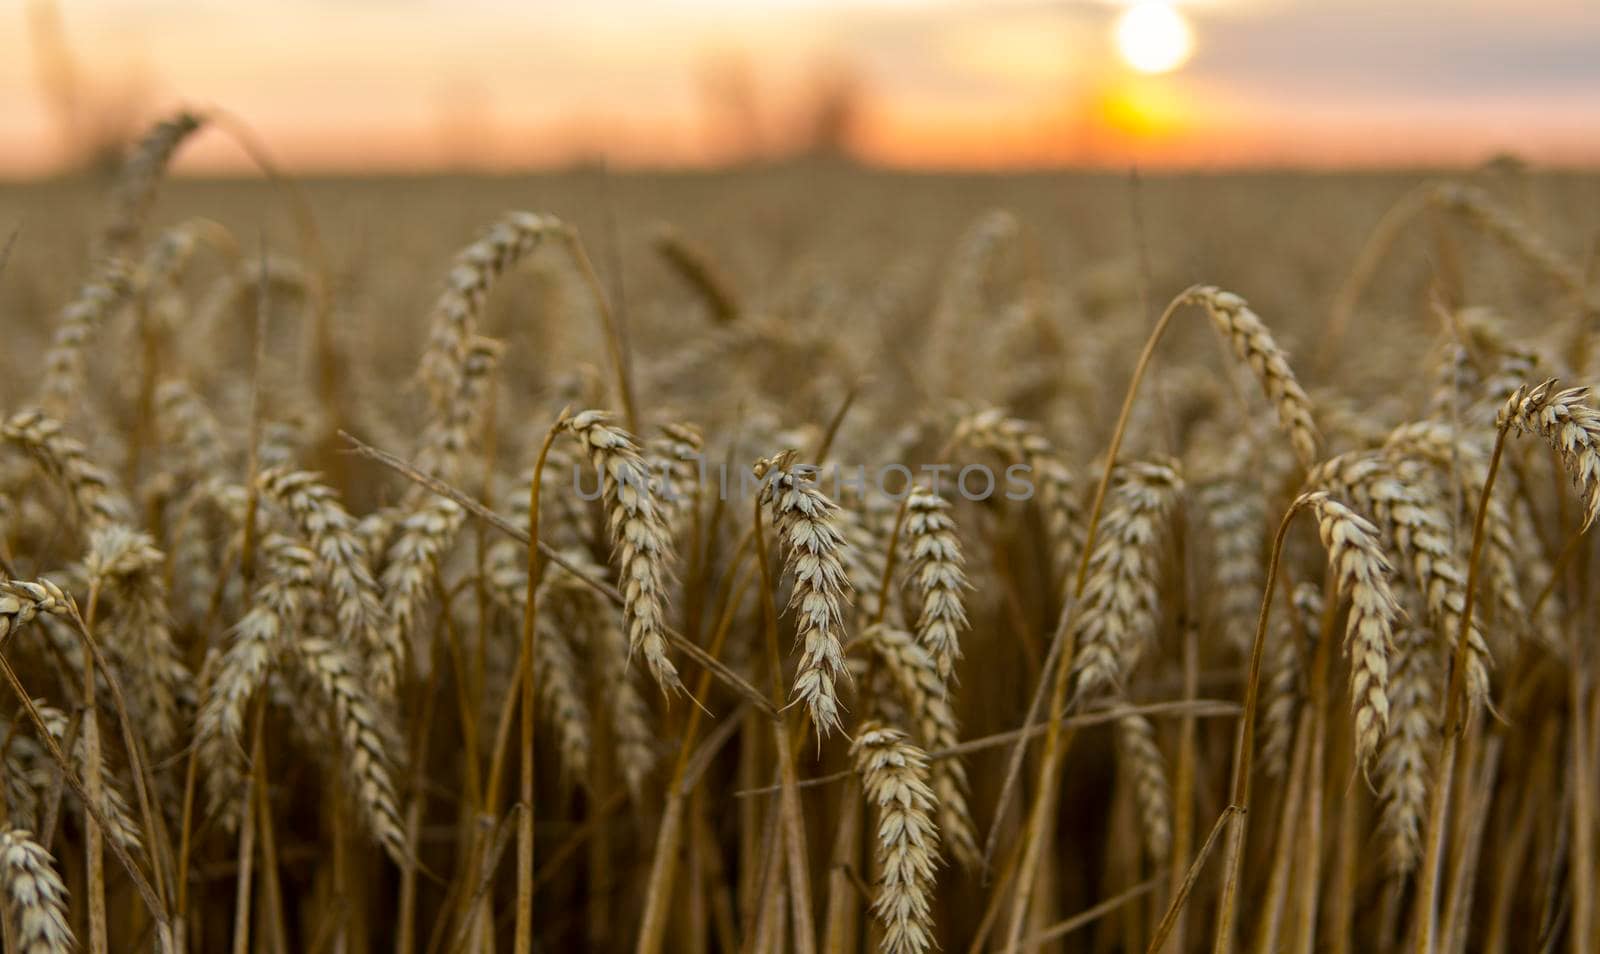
[292,637,408,863]
[258,467,396,694]
[652,226,742,324]
[81,524,189,753]
[866,623,978,869]
[196,535,318,827]
[38,265,138,421]
[1384,421,1527,638]
[645,422,704,545]
[1196,475,1267,655]
[34,704,145,859]
[1069,460,1185,702]
[535,598,594,788]
[1189,286,1321,468]
[0,828,75,954]
[901,485,969,683]
[1116,709,1172,863]
[1377,622,1439,878]
[410,335,504,501]
[1301,490,1402,768]
[3,409,134,529]
[379,495,465,678]
[0,581,71,642]
[755,450,852,738]
[98,110,204,261]
[1260,582,1323,778]
[950,408,1083,586]
[1500,380,1600,530]
[562,410,682,695]
[852,721,940,954]
[420,212,563,410]
[1312,453,1493,716]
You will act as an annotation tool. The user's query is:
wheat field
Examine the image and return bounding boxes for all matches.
[0,114,1598,953]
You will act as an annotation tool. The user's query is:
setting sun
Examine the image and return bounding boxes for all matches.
[1114,2,1195,75]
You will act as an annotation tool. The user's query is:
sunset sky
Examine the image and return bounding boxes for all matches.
[3,0,1598,174]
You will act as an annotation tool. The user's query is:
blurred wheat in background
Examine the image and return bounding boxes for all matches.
[3,0,1600,951]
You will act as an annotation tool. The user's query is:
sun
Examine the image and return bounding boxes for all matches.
[1114,2,1195,75]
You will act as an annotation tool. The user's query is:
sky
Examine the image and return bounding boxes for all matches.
[3,0,1599,174]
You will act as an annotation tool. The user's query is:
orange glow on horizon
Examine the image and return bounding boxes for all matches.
[2,0,1596,176]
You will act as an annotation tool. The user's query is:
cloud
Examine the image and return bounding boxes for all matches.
[1186,3,1600,102]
